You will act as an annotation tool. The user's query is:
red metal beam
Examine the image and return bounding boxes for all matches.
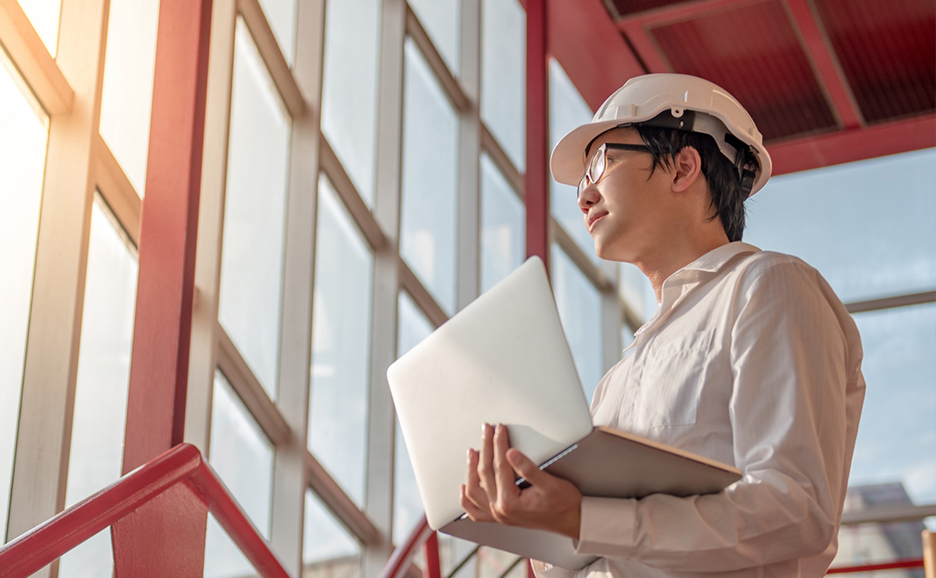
[618,19,671,74]
[616,0,767,76]
[377,517,433,578]
[768,114,935,176]
[122,0,213,472]
[421,531,442,578]
[547,0,645,111]
[526,0,549,264]
[826,558,925,573]
[783,0,863,129]
[0,444,290,578]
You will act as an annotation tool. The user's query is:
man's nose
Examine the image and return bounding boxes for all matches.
[577,181,598,214]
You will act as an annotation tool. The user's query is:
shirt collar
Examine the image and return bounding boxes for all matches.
[674,241,761,275]
[629,242,760,341]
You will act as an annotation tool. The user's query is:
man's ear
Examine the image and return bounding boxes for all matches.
[671,146,703,193]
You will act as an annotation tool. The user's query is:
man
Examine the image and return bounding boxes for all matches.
[460,74,866,576]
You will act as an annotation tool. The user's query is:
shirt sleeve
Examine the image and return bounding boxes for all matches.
[571,260,862,571]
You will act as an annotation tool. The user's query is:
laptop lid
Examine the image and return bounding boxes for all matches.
[387,257,594,530]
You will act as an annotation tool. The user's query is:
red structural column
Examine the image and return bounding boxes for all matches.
[525,0,549,264]
[122,0,213,474]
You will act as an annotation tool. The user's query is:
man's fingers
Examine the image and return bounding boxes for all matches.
[507,448,544,483]
[493,424,519,503]
[461,485,495,522]
[465,450,489,504]
[478,423,497,504]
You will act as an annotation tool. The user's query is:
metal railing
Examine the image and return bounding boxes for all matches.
[0,443,291,578]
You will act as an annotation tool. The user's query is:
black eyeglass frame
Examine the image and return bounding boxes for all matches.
[577,143,654,198]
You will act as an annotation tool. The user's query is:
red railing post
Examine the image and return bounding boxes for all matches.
[422,531,442,578]
[114,0,213,572]
[525,0,549,266]
[111,482,210,577]
[121,0,212,472]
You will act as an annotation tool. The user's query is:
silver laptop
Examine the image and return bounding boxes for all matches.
[387,257,740,568]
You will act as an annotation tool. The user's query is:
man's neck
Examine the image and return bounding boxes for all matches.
[635,236,731,303]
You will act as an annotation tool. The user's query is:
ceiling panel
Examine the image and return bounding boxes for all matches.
[649,0,837,141]
[814,0,935,124]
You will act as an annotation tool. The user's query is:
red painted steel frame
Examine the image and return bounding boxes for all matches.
[525,0,549,264]
[0,444,291,578]
[769,114,936,176]
[826,557,925,573]
[422,531,442,578]
[378,517,434,578]
[122,0,213,473]
[783,0,862,129]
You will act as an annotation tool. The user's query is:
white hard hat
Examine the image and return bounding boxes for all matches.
[550,73,772,196]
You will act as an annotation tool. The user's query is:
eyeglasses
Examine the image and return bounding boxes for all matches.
[577,143,653,198]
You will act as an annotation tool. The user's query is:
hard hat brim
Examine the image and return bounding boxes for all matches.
[550,119,631,187]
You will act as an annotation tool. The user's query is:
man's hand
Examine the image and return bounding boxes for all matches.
[460,423,582,540]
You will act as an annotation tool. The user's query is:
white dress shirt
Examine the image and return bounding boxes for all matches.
[534,242,866,578]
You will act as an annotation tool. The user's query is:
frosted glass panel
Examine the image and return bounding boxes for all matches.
[205,371,275,577]
[218,18,291,398]
[0,58,47,542]
[59,200,137,577]
[393,292,434,543]
[551,245,603,402]
[480,154,524,292]
[745,149,936,303]
[99,0,160,195]
[321,0,381,206]
[548,60,598,263]
[258,0,298,65]
[848,304,936,506]
[303,489,360,571]
[400,39,459,314]
[408,0,461,75]
[481,0,525,170]
[308,176,373,506]
[16,0,62,56]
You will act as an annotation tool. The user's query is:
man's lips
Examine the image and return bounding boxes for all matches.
[587,212,608,232]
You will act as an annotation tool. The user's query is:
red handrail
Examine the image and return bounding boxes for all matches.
[378,516,436,578]
[826,557,925,573]
[0,443,291,578]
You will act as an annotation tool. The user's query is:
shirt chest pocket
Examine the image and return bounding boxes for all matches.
[635,330,715,429]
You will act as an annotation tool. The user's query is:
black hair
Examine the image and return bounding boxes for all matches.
[634,125,750,242]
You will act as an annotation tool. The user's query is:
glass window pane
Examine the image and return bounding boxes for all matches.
[0,57,48,542]
[408,0,461,76]
[548,60,598,264]
[16,0,62,56]
[98,0,160,196]
[393,292,434,544]
[481,0,525,171]
[58,200,137,577]
[303,489,361,575]
[551,245,603,402]
[847,304,936,506]
[308,175,374,506]
[204,370,275,577]
[480,153,524,292]
[400,39,459,314]
[218,18,291,398]
[744,149,936,303]
[835,484,930,567]
[257,0,297,66]
[320,0,381,207]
